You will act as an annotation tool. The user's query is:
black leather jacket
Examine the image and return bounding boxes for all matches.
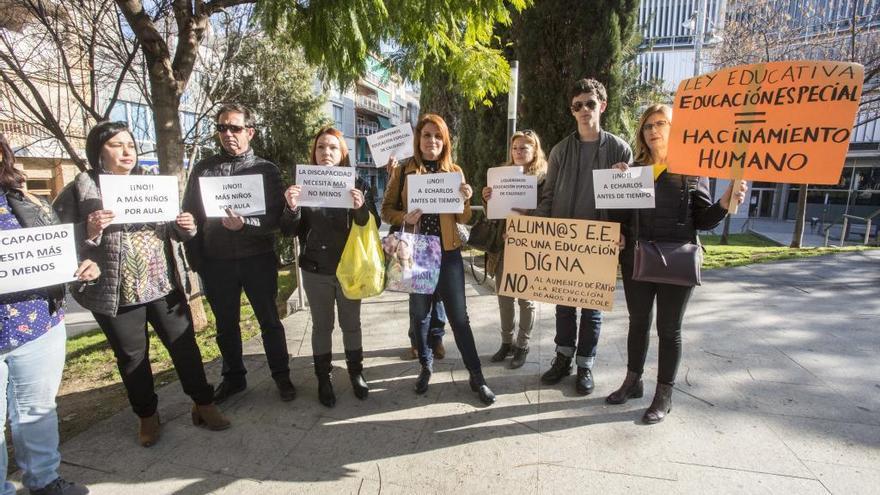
[2,188,68,313]
[181,148,285,271]
[280,177,380,276]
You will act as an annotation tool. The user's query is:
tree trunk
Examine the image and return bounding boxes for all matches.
[720,216,732,244]
[790,183,808,248]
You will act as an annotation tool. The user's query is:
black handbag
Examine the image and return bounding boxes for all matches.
[631,176,703,287]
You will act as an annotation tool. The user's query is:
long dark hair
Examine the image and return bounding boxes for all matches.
[86,121,139,171]
[0,133,26,190]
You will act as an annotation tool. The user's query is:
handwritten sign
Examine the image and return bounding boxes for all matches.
[592,166,655,209]
[486,166,538,219]
[0,224,78,294]
[100,174,179,224]
[366,123,414,168]
[295,165,356,208]
[407,172,464,214]
[198,175,265,217]
[667,61,864,185]
[498,216,619,311]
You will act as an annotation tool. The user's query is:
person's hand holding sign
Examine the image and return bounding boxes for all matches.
[385,156,398,175]
[350,188,365,209]
[74,259,100,282]
[720,181,749,212]
[284,185,301,210]
[87,209,115,240]
[222,208,245,231]
[460,183,473,201]
[176,212,196,232]
[481,186,492,202]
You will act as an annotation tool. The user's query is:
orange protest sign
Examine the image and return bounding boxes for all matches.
[667,61,864,185]
[497,216,619,311]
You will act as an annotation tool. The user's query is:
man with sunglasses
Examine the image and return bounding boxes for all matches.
[533,78,633,396]
[182,103,295,404]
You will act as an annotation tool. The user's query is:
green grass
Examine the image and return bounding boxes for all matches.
[701,233,876,270]
[62,268,296,387]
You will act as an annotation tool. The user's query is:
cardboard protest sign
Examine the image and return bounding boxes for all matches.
[294,165,356,209]
[100,174,179,224]
[667,61,864,185]
[407,172,464,214]
[198,175,266,217]
[486,166,538,219]
[593,166,655,209]
[497,216,620,311]
[0,224,78,294]
[366,123,414,168]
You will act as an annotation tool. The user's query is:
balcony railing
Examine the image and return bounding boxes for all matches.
[356,122,380,137]
[355,95,392,118]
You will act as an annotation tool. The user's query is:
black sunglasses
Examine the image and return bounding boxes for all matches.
[215,124,252,134]
[570,100,599,112]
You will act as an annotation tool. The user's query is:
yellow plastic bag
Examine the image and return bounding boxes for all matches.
[336,215,385,299]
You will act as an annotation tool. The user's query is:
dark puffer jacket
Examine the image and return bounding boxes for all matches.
[181,148,285,271]
[619,164,728,266]
[3,187,67,313]
[280,176,380,276]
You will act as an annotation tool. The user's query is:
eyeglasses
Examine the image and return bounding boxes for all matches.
[570,100,599,112]
[642,120,670,132]
[520,129,535,136]
[216,124,251,134]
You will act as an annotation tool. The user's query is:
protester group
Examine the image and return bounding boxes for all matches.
[0,77,748,495]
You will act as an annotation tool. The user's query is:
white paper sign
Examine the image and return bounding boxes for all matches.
[593,166,656,209]
[407,172,464,214]
[100,174,179,224]
[199,175,266,217]
[295,165,356,208]
[486,166,538,219]
[0,224,78,294]
[366,123,414,168]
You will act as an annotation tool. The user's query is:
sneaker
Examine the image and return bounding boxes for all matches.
[29,477,89,495]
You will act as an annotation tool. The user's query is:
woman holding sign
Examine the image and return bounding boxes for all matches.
[280,126,380,408]
[1,133,99,495]
[606,104,747,424]
[54,122,230,447]
[481,130,548,369]
[381,114,496,405]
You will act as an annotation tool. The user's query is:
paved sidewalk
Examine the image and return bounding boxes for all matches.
[18,251,880,494]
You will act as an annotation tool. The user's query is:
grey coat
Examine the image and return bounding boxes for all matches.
[534,130,633,220]
[53,170,195,316]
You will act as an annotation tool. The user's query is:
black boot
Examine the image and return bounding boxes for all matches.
[345,348,370,400]
[575,367,594,395]
[643,383,673,424]
[313,353,336,408]
[605,371,643,405]
[509,346,529,369]
[414,365,432,394]
[540,353,572,385]
[490,343,512,362]
[468,372,496,405]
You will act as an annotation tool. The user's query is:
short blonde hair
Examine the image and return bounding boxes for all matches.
[505,130,547,180]
[634,104,672,165]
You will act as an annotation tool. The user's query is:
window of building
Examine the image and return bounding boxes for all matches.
[333,104,344,130]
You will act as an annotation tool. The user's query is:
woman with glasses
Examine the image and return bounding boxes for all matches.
[1,133,99,495]
[605,104,747,423]
[481,129,548,369]
[54,121,230,447]
[381,114,496,405]
[281,126,379,408]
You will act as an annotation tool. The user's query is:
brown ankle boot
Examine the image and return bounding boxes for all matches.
[191,403,231,431]
[138,413,160,447]
[605,371,644,405]
[643,383,673,424]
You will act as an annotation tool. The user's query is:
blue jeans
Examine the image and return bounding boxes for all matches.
[410,250,481,372]
[408,294,446,348]
[555,305,603,368]
[0,322,66,494]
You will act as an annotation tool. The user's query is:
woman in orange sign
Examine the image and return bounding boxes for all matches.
[606,104,747,424]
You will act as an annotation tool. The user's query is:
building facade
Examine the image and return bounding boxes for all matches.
[637,0,880,224]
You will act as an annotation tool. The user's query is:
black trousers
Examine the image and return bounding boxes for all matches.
[200,252,290,385]
[621,262,694,385]
[93,290,214,418]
